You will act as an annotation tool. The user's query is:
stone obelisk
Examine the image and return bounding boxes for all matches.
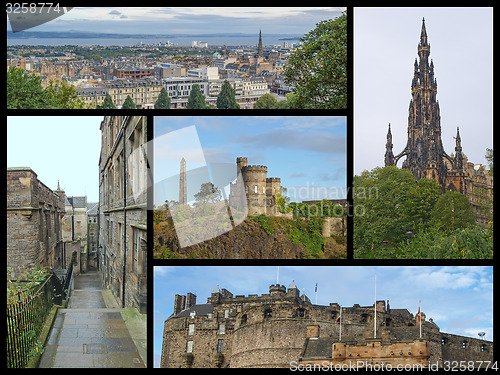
[179,158,187,205]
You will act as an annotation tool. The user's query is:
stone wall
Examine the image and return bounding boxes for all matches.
[7,168,65,275]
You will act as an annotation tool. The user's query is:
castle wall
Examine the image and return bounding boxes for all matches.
[162,285,493,368]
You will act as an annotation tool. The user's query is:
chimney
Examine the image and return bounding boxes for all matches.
[186,292,197,309]
[174,294,186,315]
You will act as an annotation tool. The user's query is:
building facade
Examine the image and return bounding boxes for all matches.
[161,282,493,368]
[7,168,66,276]
[384,18,493,225]
[98,116,148,312]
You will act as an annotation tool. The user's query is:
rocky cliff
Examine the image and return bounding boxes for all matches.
[153,210,346,259]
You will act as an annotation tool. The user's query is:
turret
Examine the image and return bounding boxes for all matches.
[384,124,395,166]
[454,127,463,169]
[269,284,286,298]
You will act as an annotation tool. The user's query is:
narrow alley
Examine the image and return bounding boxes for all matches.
[39,271,146,368]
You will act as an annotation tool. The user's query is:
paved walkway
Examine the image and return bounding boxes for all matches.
[39,271,146,368]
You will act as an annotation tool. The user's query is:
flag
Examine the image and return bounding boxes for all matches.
[417,306,421,322]
[315,282,317,293]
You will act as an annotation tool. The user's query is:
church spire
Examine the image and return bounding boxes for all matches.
[257,29,263,58]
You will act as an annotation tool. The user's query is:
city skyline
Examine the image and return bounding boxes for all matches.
[6,7,346,36]
[153,266,493,367]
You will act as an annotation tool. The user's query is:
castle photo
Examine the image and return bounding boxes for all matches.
[353,8,493,259]
[153,116,346,259]
[154,266,493,368]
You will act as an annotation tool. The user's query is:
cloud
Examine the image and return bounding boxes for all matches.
[233,130,346,155]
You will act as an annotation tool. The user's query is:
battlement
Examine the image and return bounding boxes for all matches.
[243,165,268,173]
[266,177,281,183]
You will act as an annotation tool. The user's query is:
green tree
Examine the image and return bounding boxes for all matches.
[216,80,240,109]
[45,79,90,109]
[254,93,278,109]
[400,178,442,233]
[284,12,347,109]
[155,87,171,109]
[193,182,222,207]
[186,84,206,109]
[396,225,493,259]
[430,191,476,234]
[354,166,419,258]
[100,94,116,109]
[122,95,137,109]
[7,67,52,109]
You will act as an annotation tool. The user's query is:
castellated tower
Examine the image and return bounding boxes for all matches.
[229,157,282,216]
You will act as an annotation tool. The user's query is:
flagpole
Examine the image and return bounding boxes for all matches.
[277,266,280,285]
[374,273,377,338]
[339,305,342,341]
[419,300,422,338]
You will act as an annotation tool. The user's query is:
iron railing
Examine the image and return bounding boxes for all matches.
[6,262,73,368]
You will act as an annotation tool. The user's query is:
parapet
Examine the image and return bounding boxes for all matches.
[266,177,281,183]
[243,165,268,173]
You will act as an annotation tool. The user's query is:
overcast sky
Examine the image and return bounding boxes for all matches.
[153,265,493,367]
[7,116,102,202]
[154,116,346,205]
[7,7,346,35]
[354,7,493,175]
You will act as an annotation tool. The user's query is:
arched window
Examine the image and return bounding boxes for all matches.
[264,309,272,318]
[441,337,448,345]
[241,314,247,325]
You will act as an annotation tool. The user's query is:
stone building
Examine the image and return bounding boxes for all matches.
[161,282,493,368]
[7,168,66,276]
[384,18,493,225]
[98,116,148,313]
[87,202,99,270]
[229,157,281,216]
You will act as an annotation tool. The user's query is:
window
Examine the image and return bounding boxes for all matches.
[224,310,229,318]
[462,340,467,349]
[241,314,247,325]
[217,339,224,353]
[188,324,195,335]
[218,324,225,335]
[264,309,272,319]
[186,341,193,353]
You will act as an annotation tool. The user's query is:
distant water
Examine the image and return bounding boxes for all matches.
[7,35,302,48]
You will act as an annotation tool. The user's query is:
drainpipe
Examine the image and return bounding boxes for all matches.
[122,119,127,308]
